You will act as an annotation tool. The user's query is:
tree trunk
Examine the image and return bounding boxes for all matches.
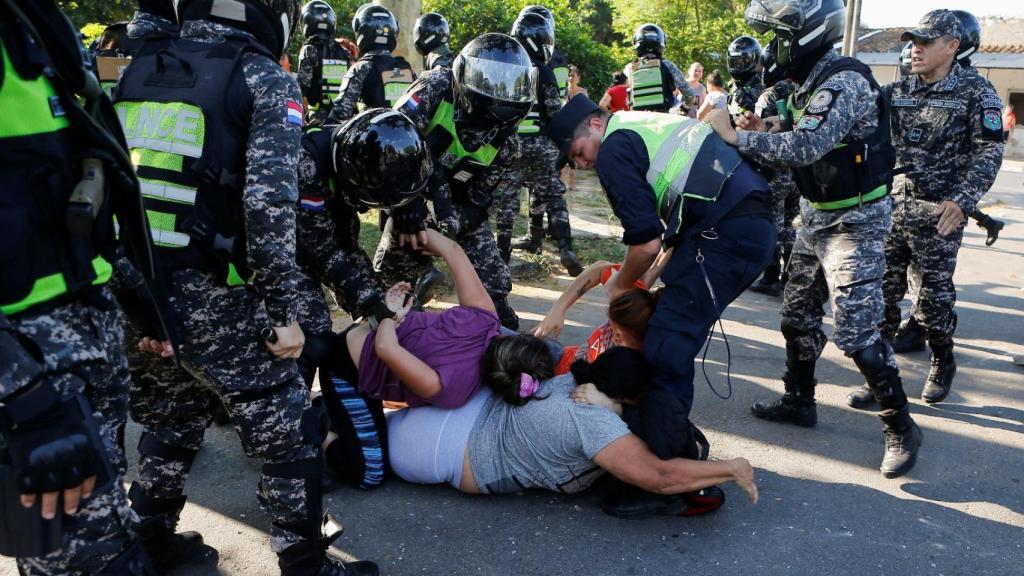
[376,0,422,73]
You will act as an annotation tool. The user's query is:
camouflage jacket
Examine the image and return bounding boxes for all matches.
[885,62,1004,214]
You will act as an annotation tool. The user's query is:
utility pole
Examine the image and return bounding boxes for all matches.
[376,0,422,73]
[842,0,863,57]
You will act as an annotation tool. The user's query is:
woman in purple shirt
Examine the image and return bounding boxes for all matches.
[316,229,554,487]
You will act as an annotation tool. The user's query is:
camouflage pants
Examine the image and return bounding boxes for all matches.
[495,135,572,243]
[8,290,138,576]
[782,214,890,362]
[373,217,518,330]
[129,269,321,554]
[771,173,800,262]
[880,195,964,347]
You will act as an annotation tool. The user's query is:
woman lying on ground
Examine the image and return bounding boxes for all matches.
[311,229,553,487]
[534,257,668,373]
[385,372,758,509]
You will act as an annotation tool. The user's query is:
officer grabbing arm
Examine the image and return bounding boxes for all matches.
[294,109,432,332]
[709,0,922,480]
[328,3,415,123]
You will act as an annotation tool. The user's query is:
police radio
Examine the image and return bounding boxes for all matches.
[66,157,105,236]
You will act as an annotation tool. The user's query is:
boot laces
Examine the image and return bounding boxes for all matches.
[885,428,905,451]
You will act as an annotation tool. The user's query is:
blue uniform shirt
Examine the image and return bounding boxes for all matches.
[596,129,770,246]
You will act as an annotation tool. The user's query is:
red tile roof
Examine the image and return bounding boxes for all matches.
[856,17,1024,54]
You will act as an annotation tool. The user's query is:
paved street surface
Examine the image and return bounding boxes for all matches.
[4,166,1022,575]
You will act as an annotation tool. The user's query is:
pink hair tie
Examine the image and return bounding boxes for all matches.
[519,373,540,398]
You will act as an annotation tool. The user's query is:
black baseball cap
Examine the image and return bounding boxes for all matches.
[547,93,600,167]
[901,9,963,42]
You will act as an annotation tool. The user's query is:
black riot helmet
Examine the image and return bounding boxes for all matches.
[452,33,537,128]
[301,0,336,41]
[898,41,913,77]
[745,0,845,69]
[331,108,433,210]
[352,3,398,53]
[519,5,555,30]
[952,10,981,66]
[414,12,450,56]
[633,23,666,58]
[176,0,300,58]
[511,12,555,65]
[727,35,763,84]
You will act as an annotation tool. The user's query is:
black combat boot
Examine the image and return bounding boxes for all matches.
[412,266,444,308]
[512,214,544,253]
[879,406,923,478]
[922,343,956,404]
[751,352,817,427]
[846,384,876,409]
[892,316,926,353]
[497,232,512,264]
[278,516,378,576]
[132,514,212,574]
[549,219,583,276]
[974,213,1004,246]
[852,342,921,478]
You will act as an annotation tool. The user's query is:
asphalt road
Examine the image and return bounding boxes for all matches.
[3,166,1022,576]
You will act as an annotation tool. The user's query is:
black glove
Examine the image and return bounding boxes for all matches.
[392,197,428,235]
[0,383,99,496]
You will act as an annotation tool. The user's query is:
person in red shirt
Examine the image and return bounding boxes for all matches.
[599,72,630,113]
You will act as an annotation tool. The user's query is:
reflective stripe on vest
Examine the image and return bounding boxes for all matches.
[0,39,111,314]
[425,99,499,182]
[0,43,70,138]
[553,66,569,100]
[320,58,348,105]
[517,91,541,135]
[382,67,415,107]
[116,101,204,249]
[603,112,738,225]
[629,60,665,109]
[1,257,112,316]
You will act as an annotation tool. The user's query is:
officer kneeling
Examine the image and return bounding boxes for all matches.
[547,95,776,516]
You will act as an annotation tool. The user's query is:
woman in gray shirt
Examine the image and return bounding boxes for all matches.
[387,374,758,501]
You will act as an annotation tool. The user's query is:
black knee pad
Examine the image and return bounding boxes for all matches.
[851,342,888,376]
[137,432,199,468]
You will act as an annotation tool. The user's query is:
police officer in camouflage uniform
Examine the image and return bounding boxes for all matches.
[726,36,764,122]
[375,33,536,331]
[296,0,353,127]
[496,11,582,276]
[625,23,696,114]
[1,0,163,573]
[749,50,799,297]
[326,3,414,124]
[293,108,431,355]
[112,0,377,573]
[889,11,1006,355]
[850,11,1003,410]
[709,0,921,478]
[414,12,453,71]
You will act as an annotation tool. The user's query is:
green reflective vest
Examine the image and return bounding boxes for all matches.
[603,112,739,237]
[425,99,500,184]
[553,65,569,100]
[317,58,349,107]
[628,59,670,111]
[0,39,111,315]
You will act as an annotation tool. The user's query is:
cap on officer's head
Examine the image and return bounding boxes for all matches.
[900,9,963,42]
[547,93,600,167]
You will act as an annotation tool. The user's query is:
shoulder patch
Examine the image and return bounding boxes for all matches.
[818,80,845,92]
[806,90,834,114]
[980,94,1003,109]
[983,109,1002,131]
[796,114,823,131]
